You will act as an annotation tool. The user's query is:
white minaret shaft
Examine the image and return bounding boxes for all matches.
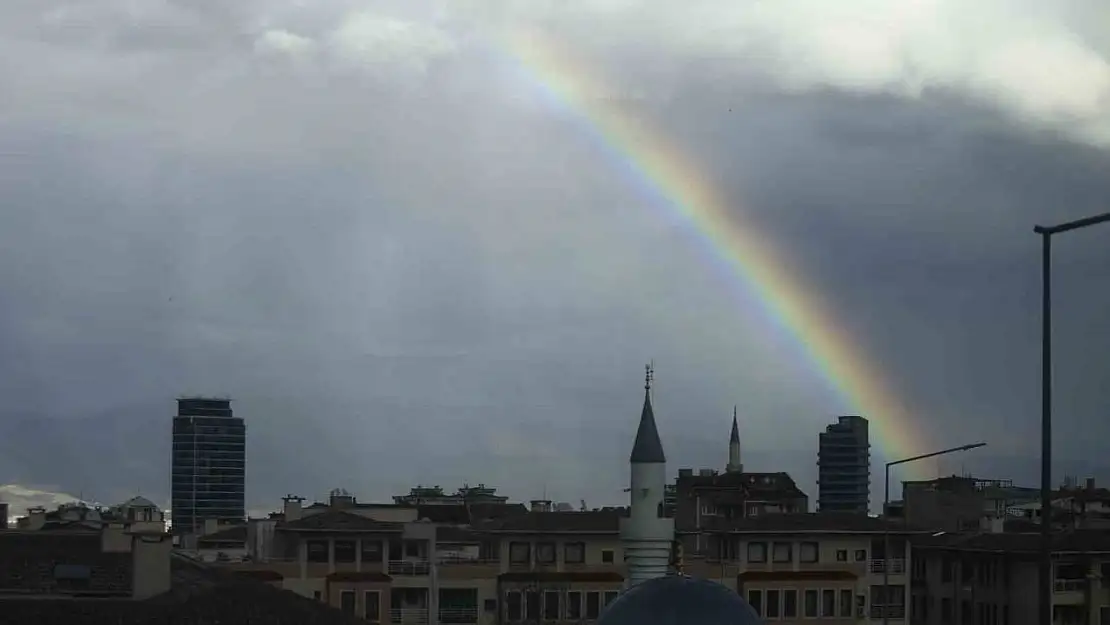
[726,406,743,474]
[619,365,675,589]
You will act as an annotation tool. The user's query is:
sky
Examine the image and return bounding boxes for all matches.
[2,0,1109,519]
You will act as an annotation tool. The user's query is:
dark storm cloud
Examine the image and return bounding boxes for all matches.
[2,0,1108,513]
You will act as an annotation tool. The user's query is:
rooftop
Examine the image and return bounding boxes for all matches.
[914,529,1110,553]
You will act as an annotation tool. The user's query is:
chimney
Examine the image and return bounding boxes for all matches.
[981,515,1005,533]
[328,489,355,509]
[282,495,304,522]
[27,506,46,530]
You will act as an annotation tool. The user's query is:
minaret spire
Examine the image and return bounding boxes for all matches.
[621,364,674,588]
[727,406,743,474]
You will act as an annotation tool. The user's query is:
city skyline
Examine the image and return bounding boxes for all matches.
[2,0,1110,519]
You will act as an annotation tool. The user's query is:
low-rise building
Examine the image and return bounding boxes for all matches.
[910,529,1110,625]
[686,513,925,623]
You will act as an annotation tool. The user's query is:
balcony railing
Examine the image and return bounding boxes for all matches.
[869,605,906,619]
[439,607,479,624]
[868,559,906,574]
[1054,579,1085,592]
[390,609,429,624]
[437,555,499,566]
[387,560,431,576]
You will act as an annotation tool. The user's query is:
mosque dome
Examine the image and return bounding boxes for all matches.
[598,575,762,625]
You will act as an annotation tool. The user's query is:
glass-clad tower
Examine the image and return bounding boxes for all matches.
[171,398,246,534]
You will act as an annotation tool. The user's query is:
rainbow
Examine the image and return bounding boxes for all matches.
[499,26,934,474]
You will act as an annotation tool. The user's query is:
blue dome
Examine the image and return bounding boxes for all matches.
[598,575,763,625]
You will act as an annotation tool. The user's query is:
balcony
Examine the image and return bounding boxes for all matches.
[390,609,429,624]
[388,560,431,576]
[1054,579,1085,592]
[439,607,479,624]
[869,605,906,620]
[869,559,906,574]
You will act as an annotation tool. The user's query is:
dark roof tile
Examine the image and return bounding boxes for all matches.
[279,510,403,533]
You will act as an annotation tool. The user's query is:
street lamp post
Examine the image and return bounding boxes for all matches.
[882,442,987,625]
[1033,211,1110,625]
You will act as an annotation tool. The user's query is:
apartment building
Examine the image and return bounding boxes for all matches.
[684,513,924,623]
[910,529,1110,625]
[215,490,924,625]
[817,416,871,514]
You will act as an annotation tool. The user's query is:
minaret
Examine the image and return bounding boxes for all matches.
[726,406,743,474]
[619,364,675,589]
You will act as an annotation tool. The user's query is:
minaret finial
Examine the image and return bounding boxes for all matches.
[645,364,651,391]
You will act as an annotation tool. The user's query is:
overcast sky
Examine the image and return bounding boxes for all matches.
[2,0,1109,518]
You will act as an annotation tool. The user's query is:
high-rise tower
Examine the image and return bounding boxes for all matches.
[619,365,675,589]
[726,406,743,474]
[171,397,246,535]
[817,415,871,514]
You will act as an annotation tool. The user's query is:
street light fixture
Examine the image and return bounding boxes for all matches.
[1033,211,1110,625]
[882,442,987,625]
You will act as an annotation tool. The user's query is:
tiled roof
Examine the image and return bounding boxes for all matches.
[482,510,622,534]
[197,525,248,543]
[914,529,1110,553]
[697,513,928,534]
[279,510,403,533]
[1,539,371,624]
[677,471,808,500]
[0,531,133,596]
[415,502,529,525]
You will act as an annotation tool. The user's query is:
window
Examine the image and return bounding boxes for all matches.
[506,591,523,622]
[585,592,601,619]
[307,539,329,563]
[365,591,381,622]
[564,542,586,564]
[340,590,356,615]
[566,591,582,620]
[747,541,767,563]
[839,589,853,618]
[803,589,818,618]
[766,589,781,619]
[854,549,867,561]
[536,542,556,565]
[747,589,763,616]
[836,549,848,562]
[525,591,540,621]
[783,589,797,618]
[313,590,322,600]
[941,598,953,620]
[543,591,560,620]
[772,542,792,563]
[483,599,497,613]
[334,540,356,563]
[601,549,614,564]
[799,541,819,563]
[821,589,835,617]
[405,541,422,558]
[509,542,531,565]
[361,540,383,563]
[603,591,619,607]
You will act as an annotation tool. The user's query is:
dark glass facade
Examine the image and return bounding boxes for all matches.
[817,415,871,514]
[171,398,245,534]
